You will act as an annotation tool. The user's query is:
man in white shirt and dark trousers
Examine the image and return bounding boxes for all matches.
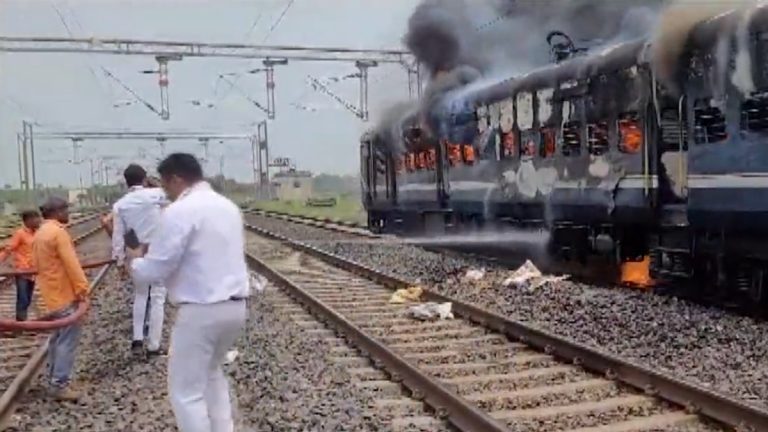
[127,153,248,432]
[112,164,168,358]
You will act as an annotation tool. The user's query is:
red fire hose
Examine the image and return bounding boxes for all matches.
[0,258,115,332]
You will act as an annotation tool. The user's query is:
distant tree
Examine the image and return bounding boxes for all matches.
[313,174,358,195]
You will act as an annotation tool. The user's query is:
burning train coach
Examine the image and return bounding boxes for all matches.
[360,4,768,309]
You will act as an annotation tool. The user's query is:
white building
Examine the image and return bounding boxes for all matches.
[271,170,313,201]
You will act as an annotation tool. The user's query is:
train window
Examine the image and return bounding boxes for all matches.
[462,145,476,165]
[476,105,489,134]
[540,128,556,158]
[562,121,582,156]
[741,93,768,132]
[520,131,537,157]
[587,122,609,155]
[499,99,514,134]
[415,152,426,170]
[395,156,404,173]
[426,149,437,169]
[501,131,518,159]
[537,89,554,125]
[405,153,416,172]
[618,113,643,154]
[517,93,534,129]
[659,106,688,151]
[446,142,462,166]
[693,99,727,144]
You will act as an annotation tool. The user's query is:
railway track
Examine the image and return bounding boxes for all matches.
[243,219,768,432]
[0,216,109,429]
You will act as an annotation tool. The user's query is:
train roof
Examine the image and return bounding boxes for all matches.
[448,4,768,108]
[452,38,648,107]
[688,5,768,49]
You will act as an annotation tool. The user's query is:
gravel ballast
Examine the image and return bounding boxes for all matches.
[244,212,768,410]
[8,265,390,431]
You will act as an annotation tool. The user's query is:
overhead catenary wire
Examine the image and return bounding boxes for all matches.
[214,0,297,104]
[49,1,116,106]
[100,68,162,116]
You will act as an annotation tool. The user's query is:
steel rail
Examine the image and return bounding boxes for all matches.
[244,236,511,432]
[0,225,111,428]
[244,221,768,431]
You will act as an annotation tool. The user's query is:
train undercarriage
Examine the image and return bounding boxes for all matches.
[368,206,768,315]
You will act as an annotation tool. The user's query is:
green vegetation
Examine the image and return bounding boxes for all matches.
[250,193,365,225]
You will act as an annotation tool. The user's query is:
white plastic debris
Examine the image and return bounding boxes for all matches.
[502,260,569,291]
[249,272,268,293]
[224,349,239,365]
[462,268,486,281]
[407,302,454,321]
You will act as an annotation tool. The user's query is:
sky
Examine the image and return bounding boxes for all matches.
[0,0,420,187]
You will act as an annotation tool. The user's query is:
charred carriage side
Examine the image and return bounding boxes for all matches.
[361,39,660,263]
[651,7,768,308]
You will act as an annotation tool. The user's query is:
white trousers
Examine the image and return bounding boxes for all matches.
[169,301,247,432]
[132,278,166,351]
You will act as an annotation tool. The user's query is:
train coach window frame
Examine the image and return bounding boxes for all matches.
[741,92,768,133]
[426,148,437,170]
[617,113,643,154]
[693,98,727,144]
[561,121,582,156]
[540,128,556,158]
[587,121,609,156]
[405,152,416,172]
[395,156,404,174]
[462,144,477,165]
[445,141,462,167]
[501,131,519,159]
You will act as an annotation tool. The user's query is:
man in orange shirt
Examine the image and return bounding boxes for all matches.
[33,197,89,401]
[0,210,42,321]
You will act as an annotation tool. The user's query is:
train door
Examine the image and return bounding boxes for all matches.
[655,94,689,220]
[359,140,372,206]
[385,149,398,206]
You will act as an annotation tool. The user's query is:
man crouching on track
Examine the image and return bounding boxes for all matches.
[32,197,90,402]
[127,153,248,432]
[111,163,168,357]
[0,209,42,321]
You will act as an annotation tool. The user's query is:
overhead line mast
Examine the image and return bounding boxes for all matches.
[0,35,421,121]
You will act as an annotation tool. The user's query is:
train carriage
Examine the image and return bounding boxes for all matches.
[361,5,768,308]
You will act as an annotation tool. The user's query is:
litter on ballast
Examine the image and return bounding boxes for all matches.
[224,349,239,365]
[250,272,268,293]
[463,268,486,281]
[389,286,424,304]
[502,260,569,291]
[407,302,454,321]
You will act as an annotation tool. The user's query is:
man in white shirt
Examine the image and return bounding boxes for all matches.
[127,153,248,432]
[112,164,168,357]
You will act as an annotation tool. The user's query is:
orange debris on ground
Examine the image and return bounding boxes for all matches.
[620,255,655,288]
